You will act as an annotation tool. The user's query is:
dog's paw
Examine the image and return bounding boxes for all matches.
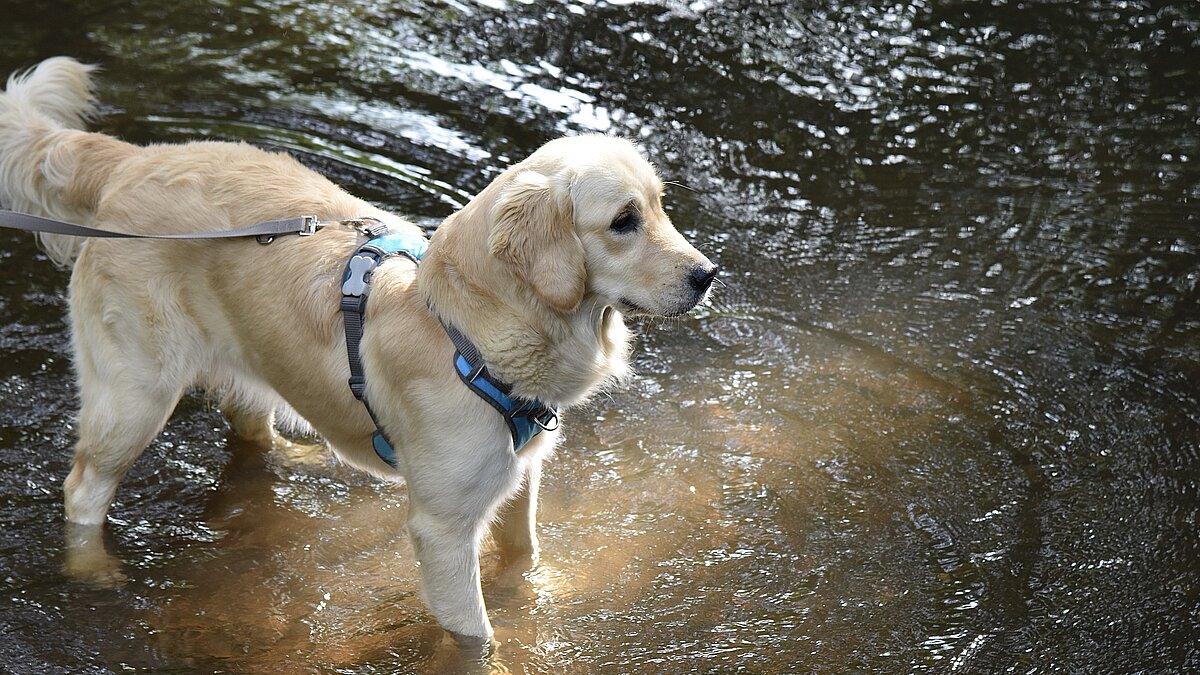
[272,438,333,467]
[495,548,539,584]
[63,559,128,587]
[442,630,498,671]
[62,524,127,587]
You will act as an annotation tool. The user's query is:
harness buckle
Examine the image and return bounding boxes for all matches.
[341,252,379,298]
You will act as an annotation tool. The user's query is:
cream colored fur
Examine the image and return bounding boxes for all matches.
[0,57,715,644]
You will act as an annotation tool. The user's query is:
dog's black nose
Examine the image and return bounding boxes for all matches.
[689,264,720,293]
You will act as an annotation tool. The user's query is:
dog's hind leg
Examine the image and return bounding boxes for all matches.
[217,392,276,446]
[62,365,180,585]
[63,255,188,525]
[64,374,181,525]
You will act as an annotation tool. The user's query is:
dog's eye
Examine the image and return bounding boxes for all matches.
[610,210,640,234]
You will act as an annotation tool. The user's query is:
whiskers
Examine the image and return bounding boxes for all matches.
[663,180,697,193]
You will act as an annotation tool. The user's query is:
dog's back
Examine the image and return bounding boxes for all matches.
[0,57,407,268]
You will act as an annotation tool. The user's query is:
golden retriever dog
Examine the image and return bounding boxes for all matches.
[0,57,717,646]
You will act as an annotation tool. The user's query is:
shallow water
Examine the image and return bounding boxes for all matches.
[1,0,1198,672]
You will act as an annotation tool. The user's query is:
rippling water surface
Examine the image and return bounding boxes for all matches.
[1,1,1197,672]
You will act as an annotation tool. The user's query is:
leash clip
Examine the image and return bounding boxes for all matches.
[299,214,320,236]
[258,214,322,245]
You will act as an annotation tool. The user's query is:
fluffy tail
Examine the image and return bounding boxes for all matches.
[0,57,100,266]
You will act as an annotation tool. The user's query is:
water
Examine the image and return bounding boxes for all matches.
[1,0,1197,672]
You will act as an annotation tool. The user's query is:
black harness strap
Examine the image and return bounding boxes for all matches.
[440,319,486,376]
[338,220,424,466]
[340,221,406,397]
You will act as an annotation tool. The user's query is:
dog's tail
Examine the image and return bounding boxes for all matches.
[0,57,125,267]
[0,57,96,130]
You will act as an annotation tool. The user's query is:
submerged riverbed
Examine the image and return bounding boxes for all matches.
[1,0,1197,672]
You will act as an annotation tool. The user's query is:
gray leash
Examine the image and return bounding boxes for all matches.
[0,209,322,244]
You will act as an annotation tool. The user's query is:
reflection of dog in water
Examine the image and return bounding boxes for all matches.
[0,58,717,648]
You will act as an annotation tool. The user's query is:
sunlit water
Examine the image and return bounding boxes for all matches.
[1,0,1197,672]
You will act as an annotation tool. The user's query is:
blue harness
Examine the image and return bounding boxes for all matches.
[339,220,558,467]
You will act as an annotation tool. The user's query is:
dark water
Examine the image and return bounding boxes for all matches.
[1,0,1198,672]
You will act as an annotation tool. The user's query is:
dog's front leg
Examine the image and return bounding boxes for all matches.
[492,453,544,568]
[399,422,528,650]
[407,502,493,647]
[404,442,523,648]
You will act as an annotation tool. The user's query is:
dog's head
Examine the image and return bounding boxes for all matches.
[487,135,717,316]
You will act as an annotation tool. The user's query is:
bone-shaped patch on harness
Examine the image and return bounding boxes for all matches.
[341,253,378,296]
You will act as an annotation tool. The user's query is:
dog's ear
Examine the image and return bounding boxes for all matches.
[488,170,585,311]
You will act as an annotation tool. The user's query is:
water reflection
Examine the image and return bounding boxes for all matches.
[0,0,1197,672]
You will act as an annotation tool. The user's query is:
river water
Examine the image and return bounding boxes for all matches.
[0,0,1197,672]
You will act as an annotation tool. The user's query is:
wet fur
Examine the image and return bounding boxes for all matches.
[0,57,713,642]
